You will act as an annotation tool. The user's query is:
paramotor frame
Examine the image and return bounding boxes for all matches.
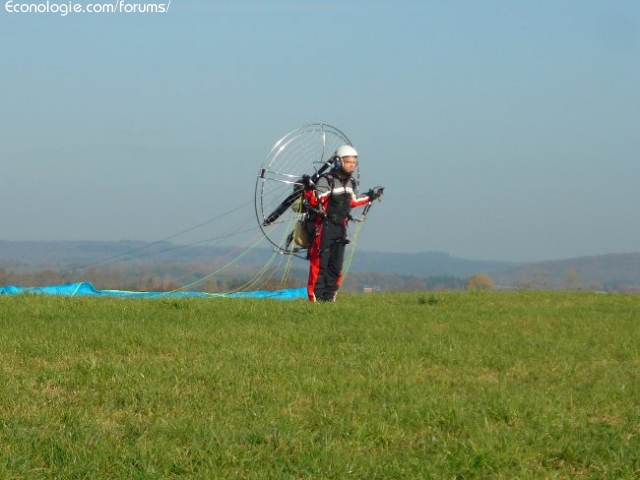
[255,123,360,257]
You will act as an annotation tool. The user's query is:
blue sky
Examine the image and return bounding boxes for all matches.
[1,0,638,262]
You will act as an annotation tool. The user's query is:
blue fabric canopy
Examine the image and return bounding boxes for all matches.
[0,282,306,300]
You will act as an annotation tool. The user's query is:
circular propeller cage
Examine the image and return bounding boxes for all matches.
[255,123,359,255]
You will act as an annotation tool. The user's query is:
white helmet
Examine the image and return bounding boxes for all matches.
[335,145,358,158]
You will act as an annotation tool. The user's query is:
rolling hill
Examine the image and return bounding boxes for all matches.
[1,241,638,291]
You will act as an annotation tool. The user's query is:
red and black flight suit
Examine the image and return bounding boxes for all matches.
[304,172,370,302]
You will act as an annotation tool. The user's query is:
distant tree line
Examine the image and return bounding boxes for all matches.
[1,265,638,293]
[0,265,468,293]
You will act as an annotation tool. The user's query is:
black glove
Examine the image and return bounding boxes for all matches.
[366,186,384,201]
[301,174,315,190]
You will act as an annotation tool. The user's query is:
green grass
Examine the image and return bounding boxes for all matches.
[0,291,639,479]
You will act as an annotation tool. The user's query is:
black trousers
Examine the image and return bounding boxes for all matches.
[312,221,347,301]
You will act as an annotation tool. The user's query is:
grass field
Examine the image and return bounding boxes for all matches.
[0,291,639,479]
